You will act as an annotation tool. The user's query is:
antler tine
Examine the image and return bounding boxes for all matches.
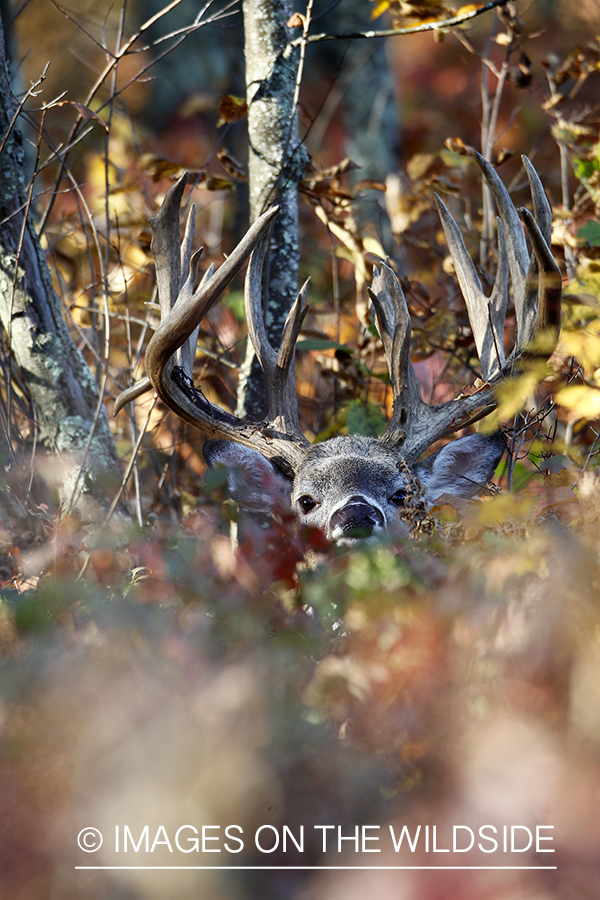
[274,278,311,435]
[518,207,562,347]
[368,156,561,462]
[472,152,559,356]
[521,154,552,246]
[114,175,308,474]
[435,195,509,381]
[511,158,559,351]
[366,260,500,461]
[244,234,311,443]
[470,151,530,343]
[151,173,188,318]
[244,232,278,374]
[146,200,282,386]
[368,261,426,446]
[113,175,193,416]
[179,198,196,293]
[176,246,205,377]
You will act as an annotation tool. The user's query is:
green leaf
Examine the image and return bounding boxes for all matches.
[296,339,353,354]
[221,290,245,320]
[345,400,387,437]
[573,156,598,182]
[542,455,573,474]
[577,220,600,247]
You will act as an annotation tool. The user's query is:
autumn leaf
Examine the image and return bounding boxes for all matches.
[312,158,361,180]
[287,12,305,27]
[444,137,471,156]
[456,3,484,13]
[371,0,392,20]
[560,327,600,378]
[393,0,451,21]
[217,95,248,127]
[56,100,109,133]
[469,491,537,530]
[487,361,553,425]
[139,154,185,181]
[216,149,247,182]
[363,236,387,259]
[559,384,600,420]
[199,174,234,191]
[354,179,387,193]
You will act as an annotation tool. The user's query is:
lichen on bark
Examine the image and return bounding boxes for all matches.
[0,21,122,514]
[237,0,309,420]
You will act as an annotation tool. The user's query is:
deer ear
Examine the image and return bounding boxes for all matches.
[203,440,291,509]
[413,432,504,501]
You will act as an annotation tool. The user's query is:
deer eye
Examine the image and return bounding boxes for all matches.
[297,495,317,514]
[389,489,407,507]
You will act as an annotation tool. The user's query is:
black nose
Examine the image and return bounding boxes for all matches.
[329,501,385,539]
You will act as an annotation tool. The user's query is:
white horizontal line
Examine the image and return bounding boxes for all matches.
[75,866,558,871]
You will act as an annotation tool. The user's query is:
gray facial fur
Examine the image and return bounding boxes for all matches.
[204,431,504,543]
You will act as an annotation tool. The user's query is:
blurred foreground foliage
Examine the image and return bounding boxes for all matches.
[3,463,600,898]
[2,1,600,898]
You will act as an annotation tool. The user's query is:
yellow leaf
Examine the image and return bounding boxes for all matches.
[488,362,552,424]
[407,153,436,182]
[474,492,537,528]
[559,384,600,420]
[560,328,600,378]
[363,237,386,259]
[354,179,387,193]
[370,0,391,20]
[139,154,184,181]
[199,175,234,191]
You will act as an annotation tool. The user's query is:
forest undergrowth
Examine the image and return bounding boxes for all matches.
[2,2,600,898]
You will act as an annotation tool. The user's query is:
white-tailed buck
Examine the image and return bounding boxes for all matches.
[115,153,561,541]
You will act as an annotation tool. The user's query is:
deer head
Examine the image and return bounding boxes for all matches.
[114,153,561,542]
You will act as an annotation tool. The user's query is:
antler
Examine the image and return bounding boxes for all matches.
[114,173,310,476]
[116,157,561,478]
[369,153,562,461]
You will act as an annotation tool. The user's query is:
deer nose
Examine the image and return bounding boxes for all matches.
[329,499,385,540]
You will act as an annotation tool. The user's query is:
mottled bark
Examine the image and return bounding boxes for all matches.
[0,22,122,512]
[238,0,309,419]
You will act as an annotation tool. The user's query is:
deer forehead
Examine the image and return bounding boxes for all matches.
[292,440,407,500]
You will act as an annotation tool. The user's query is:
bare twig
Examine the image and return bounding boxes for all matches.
[284,0,511,55]
[0,61,50,158]
[104,395,158,526]
[39,0,236,234]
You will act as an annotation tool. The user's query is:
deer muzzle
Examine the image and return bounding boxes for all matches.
[329,497,386,541]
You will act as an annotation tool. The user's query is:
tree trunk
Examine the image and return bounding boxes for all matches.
[0,21,122,514]
[237,0,309,419]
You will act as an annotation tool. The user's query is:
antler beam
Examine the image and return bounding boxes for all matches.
[115,156,561,484]
[370,153,561,461]
[114,174,310,475]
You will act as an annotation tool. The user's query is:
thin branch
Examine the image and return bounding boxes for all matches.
[50,0,116,58]
[39,0,232,233]
[0,61,50,158]
[284,0,511,54]
[104,395,158,526]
